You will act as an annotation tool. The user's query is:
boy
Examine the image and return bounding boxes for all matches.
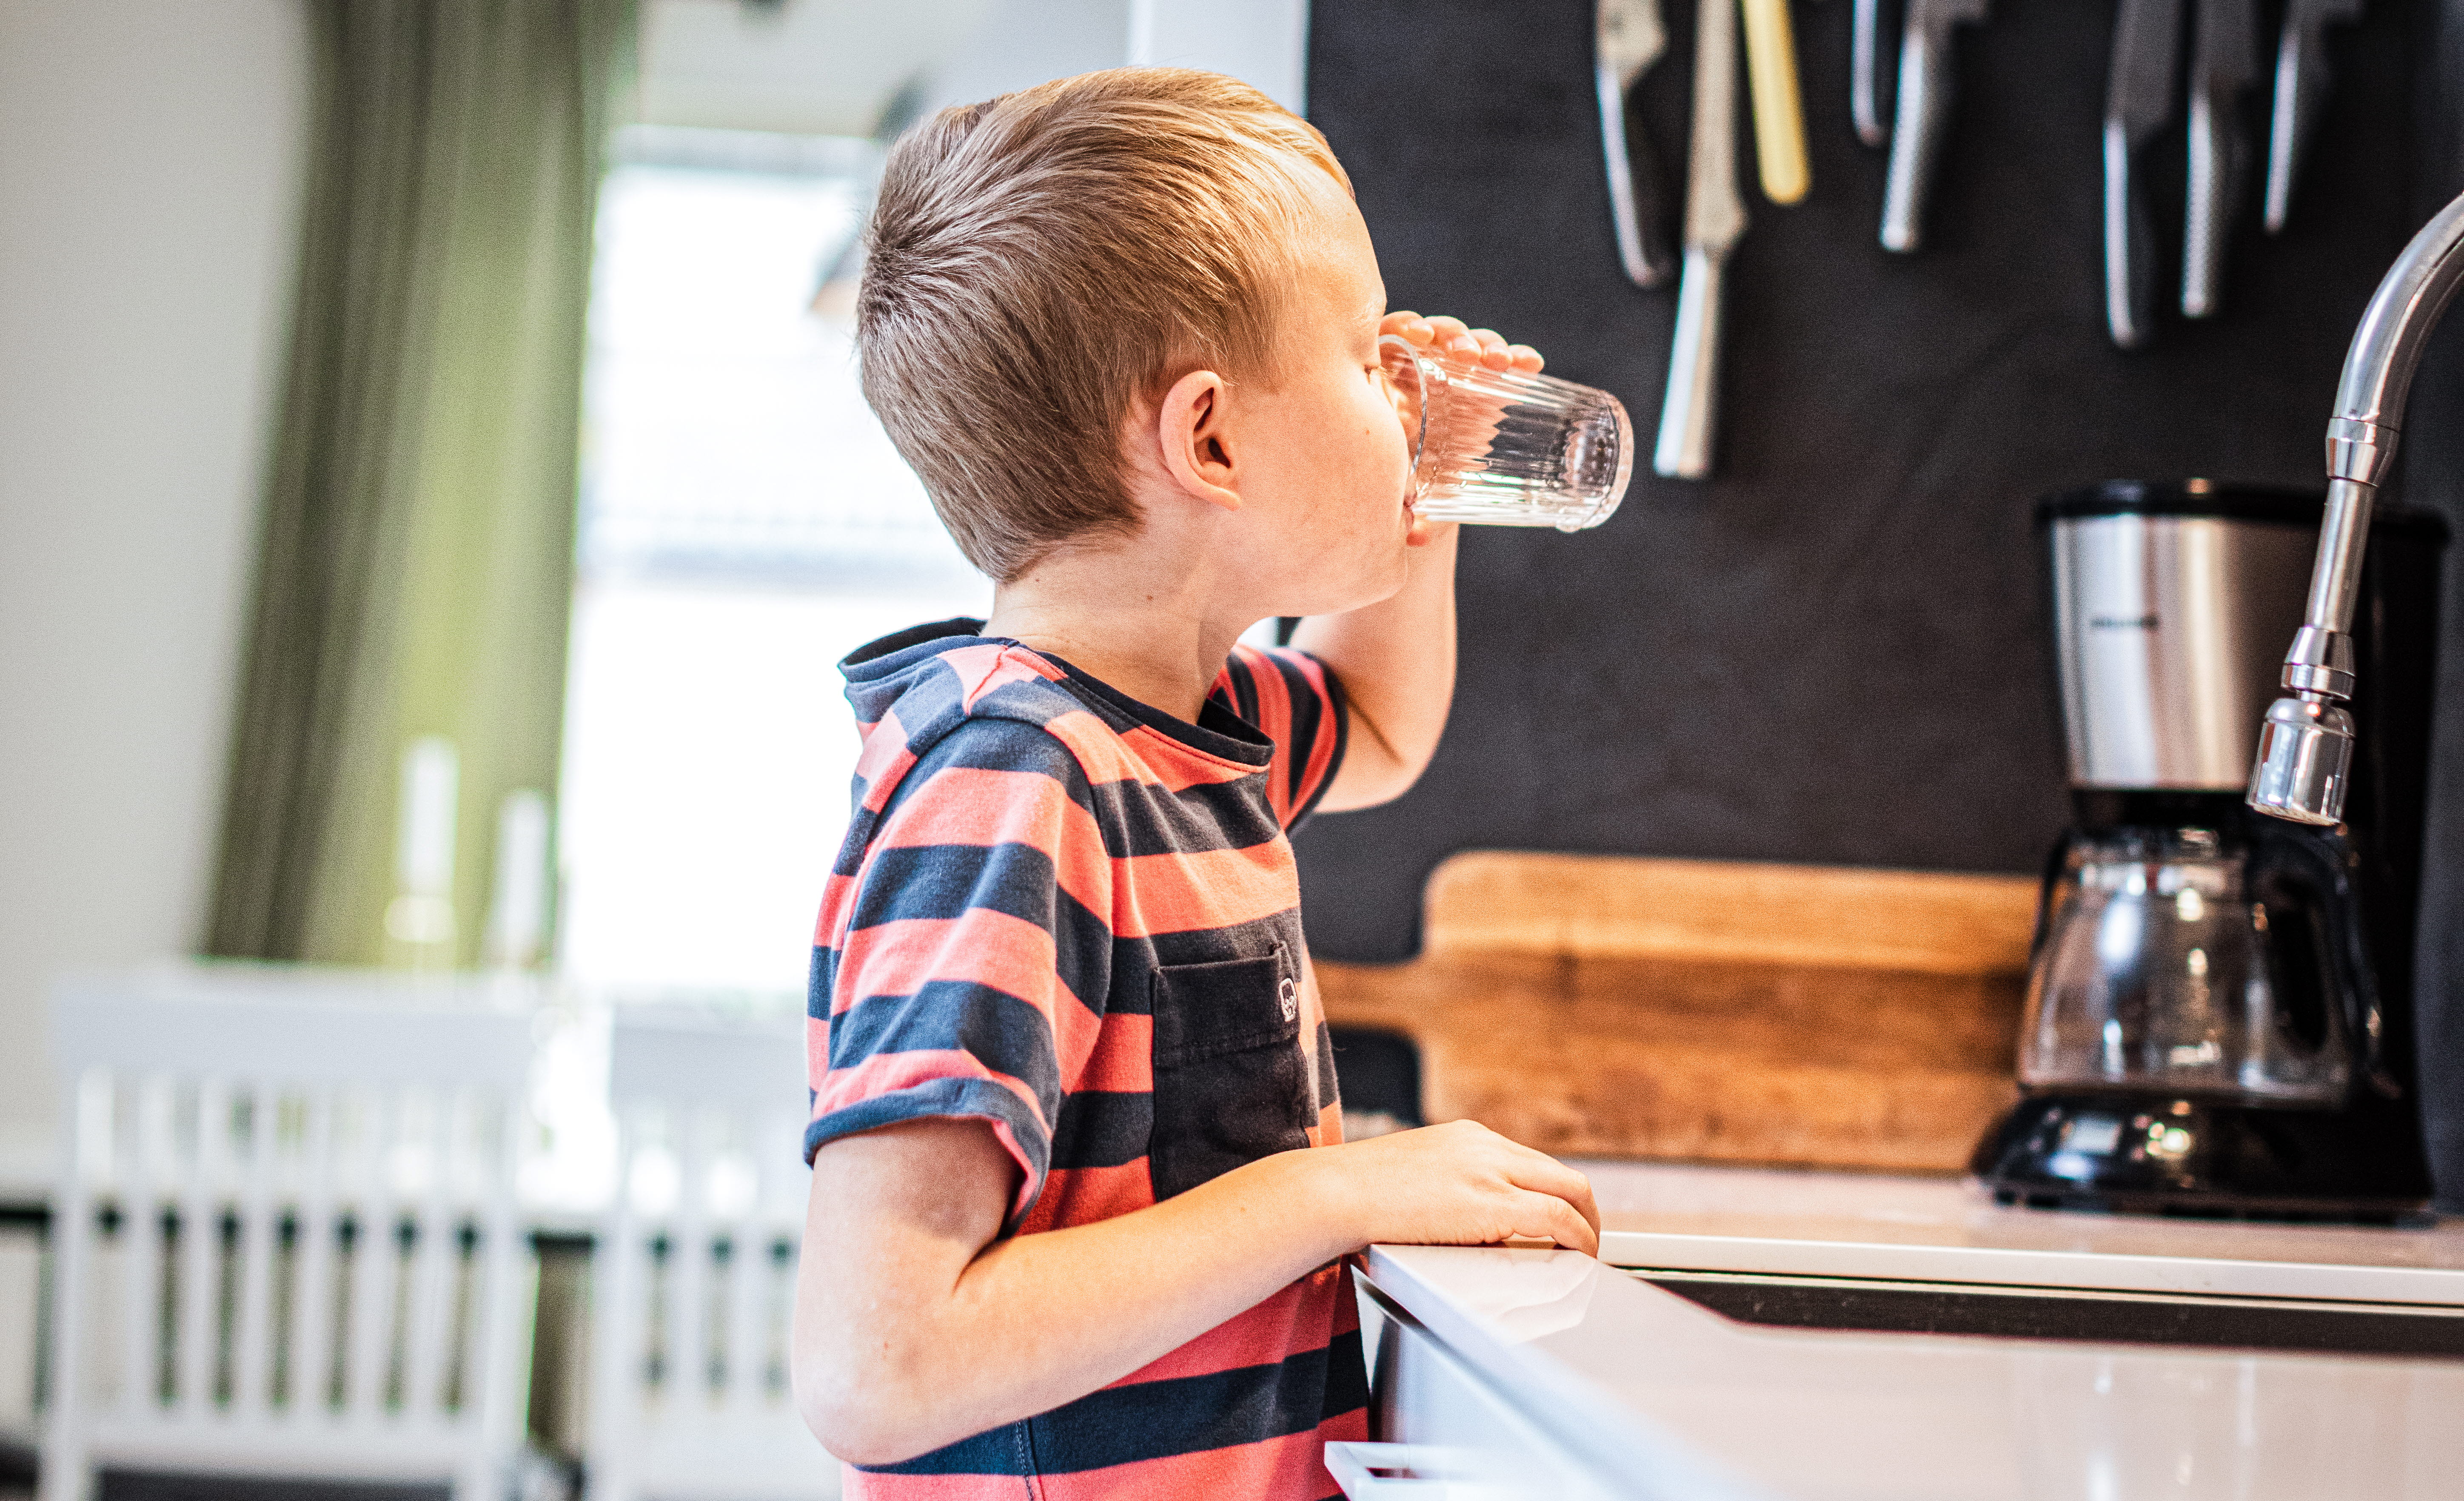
[793,68,1601,1498]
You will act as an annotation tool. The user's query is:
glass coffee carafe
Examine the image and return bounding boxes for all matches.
[2016,824,2377,1105]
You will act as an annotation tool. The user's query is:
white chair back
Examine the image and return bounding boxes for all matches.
[588,1008,831,1501]
[42,965,538,1501]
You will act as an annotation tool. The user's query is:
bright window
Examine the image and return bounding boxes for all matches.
[559,128,990,1000]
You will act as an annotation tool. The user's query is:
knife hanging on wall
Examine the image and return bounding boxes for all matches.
[1851,0,1893,146]
[1653,0,1745,479]
[2102,0,2184,348]
[1598,0,1679,288]
[2264,0,2362,234]
[2182,0,2258,317]
[1740,0,1811,203]
[1878,0,1990,252]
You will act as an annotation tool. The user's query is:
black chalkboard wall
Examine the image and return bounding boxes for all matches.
[1295,0,2464,1205]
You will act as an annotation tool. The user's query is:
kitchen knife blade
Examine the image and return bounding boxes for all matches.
[1652,0,1745,479]
[2103,0,2185,348]
[1878,0,1991,253]
[1852,0,1891,146]
[1599,0,1678,288]
[2182,0,2259,317]
[2263,0,2364,234]
[1741,0,1811,202]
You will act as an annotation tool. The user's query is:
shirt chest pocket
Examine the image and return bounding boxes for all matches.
[1148,943,1314,1201]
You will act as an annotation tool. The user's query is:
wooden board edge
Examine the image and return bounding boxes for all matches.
[1422,850,2040,976]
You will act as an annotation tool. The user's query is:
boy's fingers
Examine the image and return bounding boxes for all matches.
[1466,328,1516,370]
[1505,1154,1601,1234]
[1423,315,1478,356]
[1381,311,1435,345]
[1507,344,1545,373]
[1511,1190,1601,1256]
[1390,312,1449,345]
[1570,1178,1602,1235]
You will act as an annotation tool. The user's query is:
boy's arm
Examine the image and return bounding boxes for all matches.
[793,1114,1597,1467]
[1292,523,1459,812]
[1296,313,1539,813]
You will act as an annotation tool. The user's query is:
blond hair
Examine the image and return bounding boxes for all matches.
[857,68,1350,582]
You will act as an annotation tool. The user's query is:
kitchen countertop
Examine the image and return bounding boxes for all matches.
[1360,1239,2464,1500]
[1575,1158,2464,1304]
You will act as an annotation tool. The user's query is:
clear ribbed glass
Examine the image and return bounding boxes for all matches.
[1379,336,1634,532]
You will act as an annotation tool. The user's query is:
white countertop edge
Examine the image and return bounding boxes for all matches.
[1597,1229,2464,1306]
[1361,1244,1774,1501]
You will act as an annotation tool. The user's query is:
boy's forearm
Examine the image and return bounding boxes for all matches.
[794,1125,1360,1466]
[796,1114,1597,1466]
[1292,523,1459,811]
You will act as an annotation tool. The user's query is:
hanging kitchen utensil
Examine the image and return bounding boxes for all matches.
[2183,0,2259,317]
[1851,0,1892,146]
[1653,0,1745,479]
[2264,0,2363,234]
[2103,0,2184,348]
[1740,0,1811,203]
[1598,0,1680,287]
[1878,0,1988,252]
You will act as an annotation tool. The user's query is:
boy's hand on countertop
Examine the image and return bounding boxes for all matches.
[1304,1118,1602,1256]
[1382,310,1545,373]
[796,1115,1599,1465]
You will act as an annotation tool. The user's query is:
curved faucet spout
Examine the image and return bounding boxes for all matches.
[2328,191,2464,489]
[2250,188,2464,825]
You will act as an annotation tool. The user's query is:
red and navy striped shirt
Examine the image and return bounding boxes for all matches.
[807,618,1366,1499]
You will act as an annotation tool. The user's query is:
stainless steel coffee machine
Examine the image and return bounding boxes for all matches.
[1971,481,2445,1219]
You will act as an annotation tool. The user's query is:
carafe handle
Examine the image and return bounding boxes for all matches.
[2028,834,2075,965]
[2252,825,2395,1099]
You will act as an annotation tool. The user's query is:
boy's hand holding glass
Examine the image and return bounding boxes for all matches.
[1377,310,1635,533]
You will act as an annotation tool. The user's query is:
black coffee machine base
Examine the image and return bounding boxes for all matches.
[1972,1095,2435,1225]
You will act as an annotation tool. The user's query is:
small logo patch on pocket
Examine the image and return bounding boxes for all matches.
[1278,976,1298,1022]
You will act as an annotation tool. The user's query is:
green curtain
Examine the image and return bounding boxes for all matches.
[207,0,633,968]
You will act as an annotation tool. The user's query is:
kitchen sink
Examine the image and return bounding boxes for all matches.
[1636,1268,2464,1359]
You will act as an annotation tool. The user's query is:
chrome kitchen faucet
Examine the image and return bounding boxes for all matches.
[2248,191,2464,825]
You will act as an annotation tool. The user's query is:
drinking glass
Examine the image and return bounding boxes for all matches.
[1378,335,1635,531]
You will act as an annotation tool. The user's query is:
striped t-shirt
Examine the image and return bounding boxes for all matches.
[806,618,1366,1499]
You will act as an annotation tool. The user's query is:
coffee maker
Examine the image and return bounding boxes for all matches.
[1970,480,2446,1219]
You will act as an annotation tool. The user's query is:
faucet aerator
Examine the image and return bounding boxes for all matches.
[2247,694,2354,826]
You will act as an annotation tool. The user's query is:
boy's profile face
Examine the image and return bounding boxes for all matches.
[1220,170,1425,618]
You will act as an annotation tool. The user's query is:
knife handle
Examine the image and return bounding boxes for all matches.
[2182,80,2243,317]
[1879,21,1953,252]
[2262,17,2333,234]
[2104,120,2160,348]
[1653,247,1728,480]
[1599,65,1680,287]
[1740,0,1811,203]
[1851,0,1889,146]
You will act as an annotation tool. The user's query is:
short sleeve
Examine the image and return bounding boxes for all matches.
[804,721,1113,1229]
[1212,643,1349,829]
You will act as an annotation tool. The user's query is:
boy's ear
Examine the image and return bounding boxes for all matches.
[1153,368,1242,513]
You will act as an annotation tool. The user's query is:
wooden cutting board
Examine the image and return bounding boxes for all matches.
[1313,852,2040,1173]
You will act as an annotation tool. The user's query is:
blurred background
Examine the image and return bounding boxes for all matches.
[0,1,1298,1495]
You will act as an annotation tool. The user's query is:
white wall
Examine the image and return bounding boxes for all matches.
[1128,0,1308,113]
[925,0,1129,114]
[638,0,1304,138]
[637,0,1135,135]
[642,0,1005,136]
[0,0,311,1191]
